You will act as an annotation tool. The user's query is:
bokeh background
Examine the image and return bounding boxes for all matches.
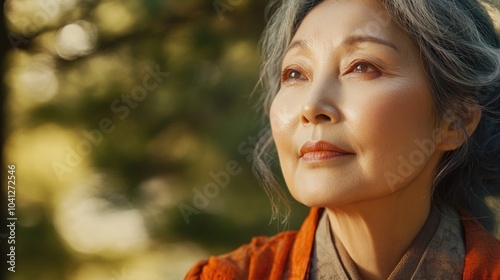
[1,0,310,279]
[2,1,500,280]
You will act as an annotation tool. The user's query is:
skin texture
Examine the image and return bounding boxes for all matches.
[269,0,481,278]
[271,0,440,210]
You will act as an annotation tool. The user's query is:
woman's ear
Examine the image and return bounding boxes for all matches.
[437,104,482,152]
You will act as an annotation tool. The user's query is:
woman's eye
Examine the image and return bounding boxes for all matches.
[281,68,307,83]
[289,70,303,79]
[347,62,382,79]
[352,63,376,73]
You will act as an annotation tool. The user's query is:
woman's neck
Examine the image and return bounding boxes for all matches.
[326,181,432,280]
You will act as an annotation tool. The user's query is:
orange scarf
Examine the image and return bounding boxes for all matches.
[185,207,500,280]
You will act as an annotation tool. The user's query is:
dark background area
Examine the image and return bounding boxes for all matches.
[1,1,309,279]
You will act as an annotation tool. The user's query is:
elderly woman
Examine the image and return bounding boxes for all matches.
[185,0,500,279]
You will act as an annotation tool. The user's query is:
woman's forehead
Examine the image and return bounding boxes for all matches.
[290,0,416,57]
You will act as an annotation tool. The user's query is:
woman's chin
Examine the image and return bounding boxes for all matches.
[289,183,394,209]
[290,189,362,208]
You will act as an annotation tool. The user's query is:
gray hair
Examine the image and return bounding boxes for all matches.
[253,0,500,230]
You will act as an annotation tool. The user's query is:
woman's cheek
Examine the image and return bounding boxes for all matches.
[270,92,300,131]
[349,84,434,186]
[270,95,300,176]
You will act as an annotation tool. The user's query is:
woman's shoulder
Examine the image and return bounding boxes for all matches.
[184,208,321,280]
[458,208,500,279]
[184,230,299,280]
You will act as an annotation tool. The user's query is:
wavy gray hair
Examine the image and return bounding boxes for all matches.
[253,0,500,230]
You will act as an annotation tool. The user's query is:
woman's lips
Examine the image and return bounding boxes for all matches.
[300,141,354,162]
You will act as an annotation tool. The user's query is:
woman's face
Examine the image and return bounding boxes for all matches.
[270,0,445,207]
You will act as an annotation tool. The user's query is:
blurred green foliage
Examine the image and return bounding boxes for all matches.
[2,0,309,279]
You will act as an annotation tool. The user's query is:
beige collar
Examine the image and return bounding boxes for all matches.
[309,206,465,279]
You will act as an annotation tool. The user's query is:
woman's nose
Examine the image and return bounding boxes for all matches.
[300,87,340,125]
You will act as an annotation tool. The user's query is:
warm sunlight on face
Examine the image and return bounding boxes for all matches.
[270,0,445,208]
